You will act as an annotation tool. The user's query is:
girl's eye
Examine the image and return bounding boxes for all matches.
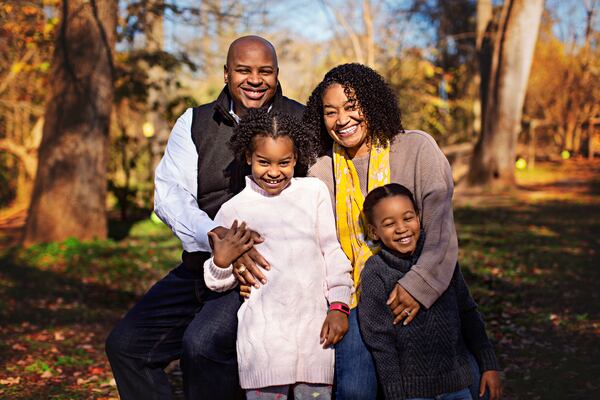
[280,161,289,167]
[259,160,269,166]
[324,111,336,117]
[384,223,394,228]
[404,216,414,222]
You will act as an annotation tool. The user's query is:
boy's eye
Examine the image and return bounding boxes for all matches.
[404,216,414,222]
[383,222,394,228]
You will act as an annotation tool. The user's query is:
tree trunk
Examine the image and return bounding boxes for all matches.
[24,0,117,245]
[467,0,543,189]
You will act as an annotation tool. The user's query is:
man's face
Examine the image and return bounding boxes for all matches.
[225,41,278,116]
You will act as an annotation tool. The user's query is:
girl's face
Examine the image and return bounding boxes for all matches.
[322,83,370,158]
[247,135,297,195]
[368,195,420,257]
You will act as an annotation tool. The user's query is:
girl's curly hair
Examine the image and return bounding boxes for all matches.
[303,63,404,155]
[230,108,317,167]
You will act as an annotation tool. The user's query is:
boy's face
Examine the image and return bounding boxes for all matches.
[248,135,296,195]
[368,195,420,257]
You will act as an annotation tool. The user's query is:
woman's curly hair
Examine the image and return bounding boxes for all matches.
[230,108,317,167]
[303,63,404,155]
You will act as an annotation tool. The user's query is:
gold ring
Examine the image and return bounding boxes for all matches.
[237,264,247,274]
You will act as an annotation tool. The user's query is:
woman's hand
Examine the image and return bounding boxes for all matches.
[207,221,253,268]
[480,370,502,400]
[320,307,349,348]
[387,283,421,325]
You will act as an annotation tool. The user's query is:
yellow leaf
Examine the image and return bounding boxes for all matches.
[10,62,24,74]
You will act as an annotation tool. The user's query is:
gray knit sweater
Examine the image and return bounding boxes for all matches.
[308,130,458,309]
[358,237,500,400]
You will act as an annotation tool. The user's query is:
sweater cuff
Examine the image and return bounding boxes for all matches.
[327,286,352,306]
[383,383,406,400]
[398,269,440,309]
[203,257,235,292]
[475,346,501,372]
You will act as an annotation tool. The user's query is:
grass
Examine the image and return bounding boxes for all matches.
[0,160,598,399]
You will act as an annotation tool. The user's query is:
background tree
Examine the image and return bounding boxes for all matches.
[466,0,544,189]
[24,0,117,245]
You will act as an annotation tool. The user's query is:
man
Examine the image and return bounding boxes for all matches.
[105,36,305,400]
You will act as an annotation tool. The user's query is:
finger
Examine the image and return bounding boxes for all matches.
[320,322,328,345]
[207,231,219,244]
[386,288,398,306]
[392,304,407,317]
[393,307,408,325]
[403,307,419,326]
[249,229,264,243]
[239,227,253,244]
[239,284,251,299]
[233,268,247,285]
[479,379,486,397]
[247,247,270,271]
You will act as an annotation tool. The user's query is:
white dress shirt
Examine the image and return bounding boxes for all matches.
[154,108,216,252]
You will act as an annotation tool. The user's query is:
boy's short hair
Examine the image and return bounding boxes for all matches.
[363,183,419,225]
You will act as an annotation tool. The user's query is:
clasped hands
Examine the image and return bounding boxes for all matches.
[209,221,348,347]
[208,220,270,288]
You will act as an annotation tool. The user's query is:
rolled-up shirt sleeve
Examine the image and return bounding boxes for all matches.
[154,108,217,252]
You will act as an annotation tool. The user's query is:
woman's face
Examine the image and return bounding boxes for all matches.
[322,83,370,158]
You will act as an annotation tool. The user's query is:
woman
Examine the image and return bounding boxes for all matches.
[303,63,461,399]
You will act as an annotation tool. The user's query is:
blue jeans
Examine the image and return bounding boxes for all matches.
[105,263,244,400]
[334,308,378,400]
[408,387,472,400]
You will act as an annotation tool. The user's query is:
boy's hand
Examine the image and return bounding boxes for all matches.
[480,370,502,400]
[320,306,349,348]
[207,220,253,268]
[387,283,421,325]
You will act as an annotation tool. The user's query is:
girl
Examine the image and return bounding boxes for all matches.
[203,108,353,400]
[359,183,502,400]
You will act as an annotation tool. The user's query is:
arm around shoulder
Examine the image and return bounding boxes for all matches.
[397,132,458,308]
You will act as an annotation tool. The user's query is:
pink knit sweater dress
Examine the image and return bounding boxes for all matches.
[204,176,353,389]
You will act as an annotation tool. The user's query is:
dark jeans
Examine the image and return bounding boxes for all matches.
[334,308,378,400]
[105,263,244,400]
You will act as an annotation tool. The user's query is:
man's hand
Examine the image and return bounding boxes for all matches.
[480,370,502,400]
[207,221,253,268]
[232,242,270,289]
[387,283,421,325]
[320,306,349,348]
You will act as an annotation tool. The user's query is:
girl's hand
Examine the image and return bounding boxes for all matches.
[320,307,349,348]
[480,370,502,400]
[387,283,421,325]
[207,220,254,268]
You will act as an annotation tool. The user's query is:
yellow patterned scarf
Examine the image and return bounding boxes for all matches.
[333,142,390,308]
